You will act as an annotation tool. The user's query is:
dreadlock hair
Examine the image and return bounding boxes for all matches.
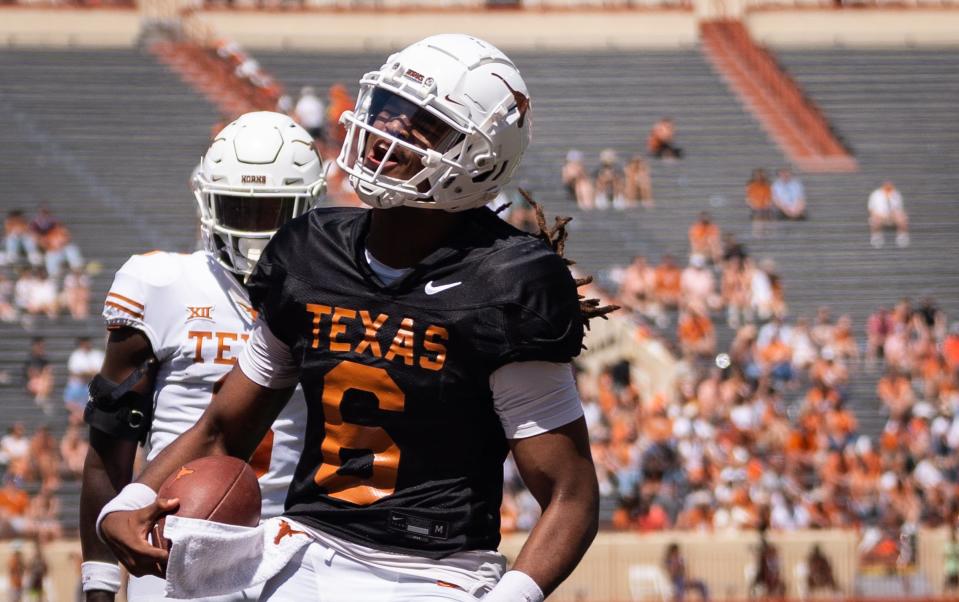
[515,189,619,330]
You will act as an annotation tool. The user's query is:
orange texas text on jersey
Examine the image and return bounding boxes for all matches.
[187,330,250,365]
[305,304,448,372]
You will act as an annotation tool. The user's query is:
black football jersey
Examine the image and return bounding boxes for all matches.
[246,206,583,558]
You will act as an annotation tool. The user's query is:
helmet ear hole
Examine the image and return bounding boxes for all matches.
[472,160,509,184]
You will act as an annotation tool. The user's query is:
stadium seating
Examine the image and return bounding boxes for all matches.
[0,48,217,531]
[0,44,957,536]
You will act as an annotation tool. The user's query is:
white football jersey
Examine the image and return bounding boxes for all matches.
[102,250,306,518]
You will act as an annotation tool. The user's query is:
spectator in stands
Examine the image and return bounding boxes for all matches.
[647,117,683,161]
[654,254,683,311]
[39,221,83,279]
[722,232,748,263]
[944,527,959,594]
[688,211,722,264]
[326,83,354,145]
[806,544,840,594]
[276,93,294,116]
[619,255,657,318]
[868,180,909,248]
[294,86,326,142]
[0,423,29,478]
[614,492,671,532]
[771,168,807,220]
[623,155,653,208]
[61,266,90,320]
[749,259,775,322]
[7,548,24,601]
[0,270,17,323]
[26,491,61,542]
[678,303,716,359]
[755,319,795,386]
[664,543,710,602]
[15,267,58,320]
[944,322,959,372]
[810,306,834,350]
[721,255,752,328]
[60,423,88,479]
[593,149,625,209]
[788,317,817,371]
[29,426,60,491]
[680,255,719,313]
[866,306,894,364]
[24,542,47,600]
[878,366,914,419]
[751,535,786,599]
[562,149,594,210]
[746,169,774,238]
[13,267,33,317]
[22,337,53,410]
[915,296,947,343]
[33,268,58,319]
[0,478,29,534]
[2,210,41,268]
[234,54,266,88]
[28,205,57,241]
[63,337,103,421]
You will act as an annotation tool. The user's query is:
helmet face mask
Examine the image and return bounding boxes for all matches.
[194,111,325,277]
[336,34,531,213]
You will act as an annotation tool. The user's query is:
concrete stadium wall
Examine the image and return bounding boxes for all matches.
[0,8,140,47]
[2,6,959,49]
[0,529,952,600]
[192,10,699,50]
[501,530,859,601]
[746,9,959,48]
[0,539,81,602]
[502,528,955,600]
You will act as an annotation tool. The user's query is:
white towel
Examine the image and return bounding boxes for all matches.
[163,515,312,599]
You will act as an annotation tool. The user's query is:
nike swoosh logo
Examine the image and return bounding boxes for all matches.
[425,281,462,295]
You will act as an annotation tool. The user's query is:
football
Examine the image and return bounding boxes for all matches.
[151,455,261,551]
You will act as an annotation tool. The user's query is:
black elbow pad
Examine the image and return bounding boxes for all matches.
[84,371,153,444]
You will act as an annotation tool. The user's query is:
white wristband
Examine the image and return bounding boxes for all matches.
[81,561,122,593]
[483,570,544,602]
[96,482,158,543]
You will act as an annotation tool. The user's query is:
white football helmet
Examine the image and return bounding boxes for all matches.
[337,34,532,212]
[193,111,325,277]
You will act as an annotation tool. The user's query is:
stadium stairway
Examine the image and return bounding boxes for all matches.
[258,48,959,437]
[700,20,856,173]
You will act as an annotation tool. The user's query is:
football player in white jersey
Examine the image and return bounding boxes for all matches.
[79,111,325,601]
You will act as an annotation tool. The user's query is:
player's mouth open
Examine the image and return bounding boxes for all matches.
[365,139,400,171]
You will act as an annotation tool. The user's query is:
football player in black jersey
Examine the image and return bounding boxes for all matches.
[99,34,600,602]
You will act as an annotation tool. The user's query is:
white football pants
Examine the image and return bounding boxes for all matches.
[127,575,262,601]
[261,542,489,602]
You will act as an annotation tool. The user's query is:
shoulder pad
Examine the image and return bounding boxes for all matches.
[498,245,584,365]
[118,251,188,289]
